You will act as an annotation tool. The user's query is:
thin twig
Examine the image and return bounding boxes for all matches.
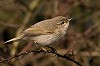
[0,47,82,66]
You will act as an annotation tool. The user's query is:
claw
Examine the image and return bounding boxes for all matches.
[41,47,47,54]
[45,46,57,54]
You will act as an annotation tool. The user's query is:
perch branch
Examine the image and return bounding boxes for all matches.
[0,47,82,66]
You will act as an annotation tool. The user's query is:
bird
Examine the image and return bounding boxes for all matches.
[4,16,72,47]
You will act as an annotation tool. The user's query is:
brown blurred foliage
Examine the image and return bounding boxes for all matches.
[0,0,100,66]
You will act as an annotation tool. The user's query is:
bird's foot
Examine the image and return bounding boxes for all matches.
[45,46,57,54]
[40,47,48,54]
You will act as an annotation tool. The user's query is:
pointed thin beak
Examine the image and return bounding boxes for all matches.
[68,18,73,22]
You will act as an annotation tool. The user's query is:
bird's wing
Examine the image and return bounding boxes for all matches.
[23,26,54,36]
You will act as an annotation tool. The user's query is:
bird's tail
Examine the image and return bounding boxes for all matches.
[4,34,24,44]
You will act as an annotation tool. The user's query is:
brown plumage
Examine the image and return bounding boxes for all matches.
[4,16,71,45]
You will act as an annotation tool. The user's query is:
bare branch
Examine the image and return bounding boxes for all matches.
[0,47,82,66]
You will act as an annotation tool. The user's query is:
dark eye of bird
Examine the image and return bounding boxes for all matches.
[61,21,65,24]
[57,21,66,25]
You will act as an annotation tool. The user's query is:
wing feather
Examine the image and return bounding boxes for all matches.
[23,26,54,36]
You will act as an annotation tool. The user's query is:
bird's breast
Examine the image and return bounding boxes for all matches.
[31,31,66,46]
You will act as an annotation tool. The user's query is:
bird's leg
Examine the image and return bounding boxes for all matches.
[41,46,47,53]
[45,46,57,54]
[45,46,59,57]
[34,41,57,55]
[34,41,47,53]
[33,41,57,53]
[39,45,49,54]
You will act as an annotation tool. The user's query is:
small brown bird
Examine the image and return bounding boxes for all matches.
[4,16,72,46]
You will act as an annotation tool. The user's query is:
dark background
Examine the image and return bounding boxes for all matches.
[0,0,100,66]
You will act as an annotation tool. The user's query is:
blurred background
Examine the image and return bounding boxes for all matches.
[0,0,100,66]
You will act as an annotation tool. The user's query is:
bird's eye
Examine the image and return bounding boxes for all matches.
[61,21,65,24]
[57,21,66,25]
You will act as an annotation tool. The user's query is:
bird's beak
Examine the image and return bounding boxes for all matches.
[68,18,73,22]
